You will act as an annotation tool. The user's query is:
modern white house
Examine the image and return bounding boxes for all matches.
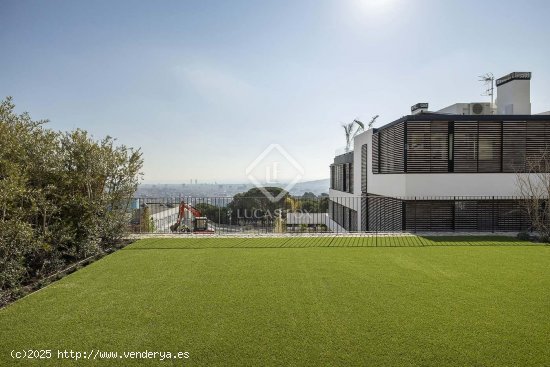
[329,71,550,232]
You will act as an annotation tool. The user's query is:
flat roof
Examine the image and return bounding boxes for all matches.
[496,72,531,87]
[375,113,550,132]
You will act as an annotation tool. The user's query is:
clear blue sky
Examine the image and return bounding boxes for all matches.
[2,0,549,183]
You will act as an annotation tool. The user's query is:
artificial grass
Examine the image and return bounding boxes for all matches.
[126,235,535,249]
[1,237,549,366]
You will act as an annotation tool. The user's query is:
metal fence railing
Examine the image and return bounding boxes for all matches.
[129,195,531,235]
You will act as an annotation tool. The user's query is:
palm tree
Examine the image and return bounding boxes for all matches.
[342,115,379,152]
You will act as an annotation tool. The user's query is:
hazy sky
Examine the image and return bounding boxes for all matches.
[2,0,549,183]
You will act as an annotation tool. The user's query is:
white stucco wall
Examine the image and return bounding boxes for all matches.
[496,79,531,115]
[151,207,179,232]
[404,173,520,197]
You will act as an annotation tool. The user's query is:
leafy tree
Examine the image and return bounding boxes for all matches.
[0,97,143,305]
[229,187,289,213]
[299,199,319,213]
[140,206,155,232]
[194,203,229,224]
[0,220,37,304]
[228,187,290,224]
[318,196,329,212]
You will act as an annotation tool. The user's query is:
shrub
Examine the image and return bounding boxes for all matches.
[516,232,531,241]
[0,97,143,305]
[0,220,37,301]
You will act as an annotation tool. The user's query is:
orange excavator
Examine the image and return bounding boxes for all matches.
[170,201,213,233]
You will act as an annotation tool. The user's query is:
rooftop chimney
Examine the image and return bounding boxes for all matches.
[411,103,429,115]
[496,72,531,115]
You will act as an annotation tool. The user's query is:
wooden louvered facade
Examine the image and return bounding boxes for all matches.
[361,144,368,193]
[361,195,368,231]
[379,122,405,173]
[478,121,502,172]
[371,132,379,174]
[503,122,526,172]
[373,118,550,174]
[405,121,449,173]
[406,122,431,173]
[524,121,550,171]
[365,196,404,231]
[329,199,358,232]
[332,195,530,232]
[453,121,478,172]
[344,194,530,232]
[403,198,529,232]
[430,121,449,172]
[357,196,529,232]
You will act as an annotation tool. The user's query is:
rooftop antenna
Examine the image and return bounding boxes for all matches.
[479,73,495,105]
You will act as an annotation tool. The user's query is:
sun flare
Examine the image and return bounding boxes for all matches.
[356,0,397,14]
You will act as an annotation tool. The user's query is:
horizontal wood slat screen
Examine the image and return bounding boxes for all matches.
[478,121,502,172]
[526,121,550,170]
[503,122,526,172]
[372,133,379,174]
[361,196,368,231]
[406,121,449,173]
[379,122,405,173]
[374,120,550,174]
[406,122,431,173]
[454,122,478,172]
[367,196,403,231]
[348,163,353,193]
[430,121,449,172]
[361,144,368,193]
[330,196,531,232]
[404,199,528,232]
[329,163,353,193]
[329,199,358,232]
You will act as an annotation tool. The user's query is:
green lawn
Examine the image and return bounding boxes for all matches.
[1,237,549,366]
